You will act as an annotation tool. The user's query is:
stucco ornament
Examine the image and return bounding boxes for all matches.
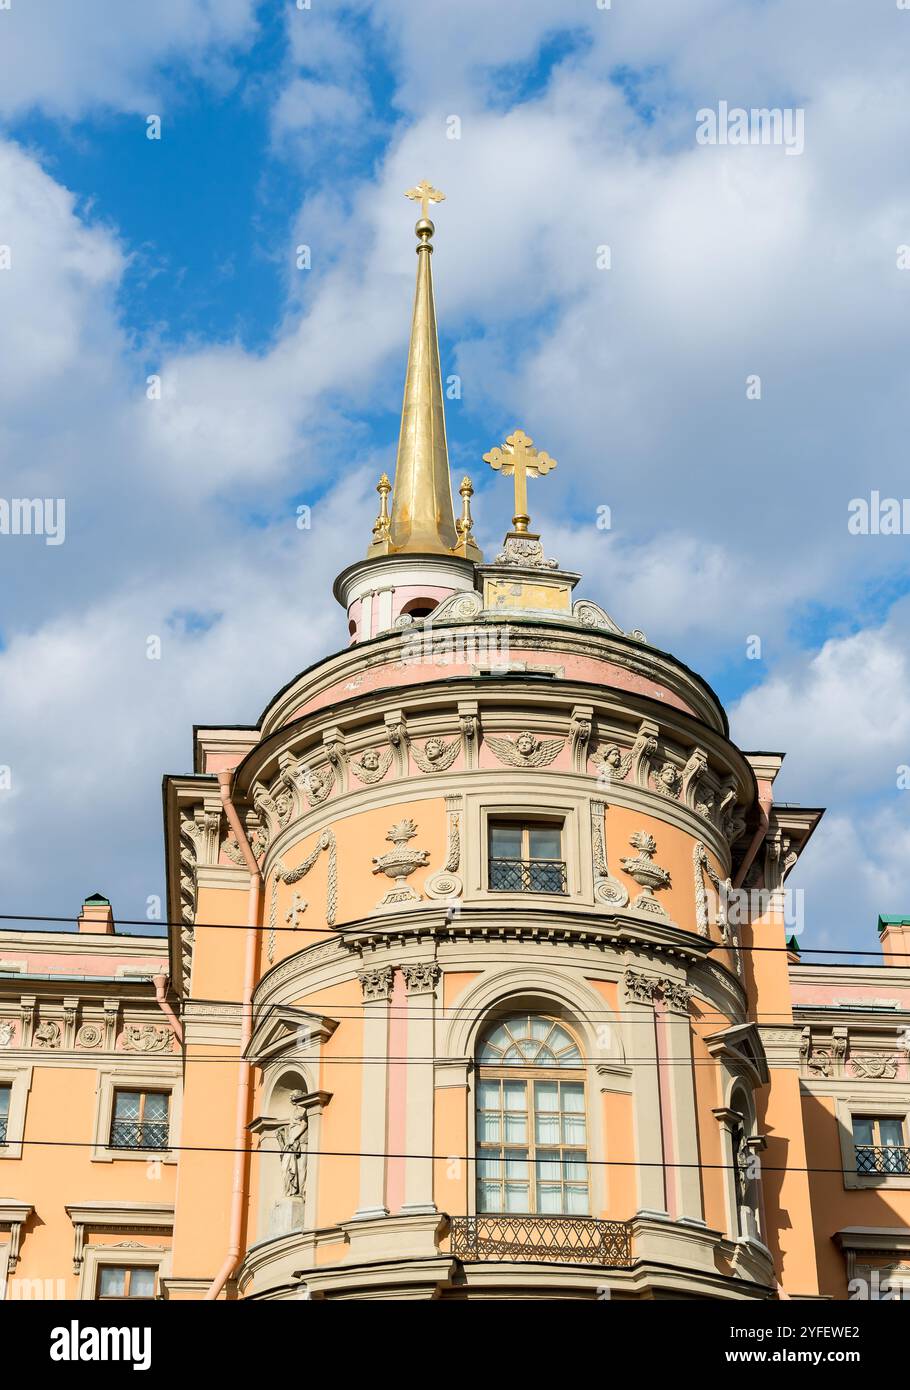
[425,797,463,901]
[620,831,672,918]
[651,760,682,800]
[486,730,564,768]
[850,1053,898,1080]
[34,1021,61,1049]
[494,535,559,569]
[267,830,337,962]
[372,819,431,906]
[591,743,633,783]
[590,800,630,907]
[411,735,460,773]
[0,1020,14,1047]
[123,1024,172,1054]
[350,744,394,785]
[276,1092,309,1200]
[76,1023,102,1049]
[298,761,335,807]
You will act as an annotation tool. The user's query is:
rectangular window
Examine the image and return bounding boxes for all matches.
[0,1085,9,1144]
[97,1265,157,1299]
[109,1090,170,1151]
[853,1116,909,1175]
[477,1078,588,1214]
[488,821,566,895]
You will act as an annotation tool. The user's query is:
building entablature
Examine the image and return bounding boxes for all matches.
[252,613,732,742]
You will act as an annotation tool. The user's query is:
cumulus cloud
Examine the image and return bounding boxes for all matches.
[0,0,256,119]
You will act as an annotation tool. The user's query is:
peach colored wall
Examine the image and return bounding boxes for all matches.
[307,979,363,1230]
[690,1004,730,1236]
[6,1064,176,1296]
[435,1084,469,1218]
[602,1092,636,1219]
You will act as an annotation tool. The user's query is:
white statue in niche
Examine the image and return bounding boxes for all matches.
[275,1091,309,1200]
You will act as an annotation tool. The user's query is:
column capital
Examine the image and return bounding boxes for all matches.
[357,965,395,1002]
[401,962,441,996]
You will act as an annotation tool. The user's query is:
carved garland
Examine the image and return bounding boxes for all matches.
[693,841,741,977]
[267,830,338,964]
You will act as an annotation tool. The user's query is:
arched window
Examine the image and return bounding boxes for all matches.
[475,1013,588,1215]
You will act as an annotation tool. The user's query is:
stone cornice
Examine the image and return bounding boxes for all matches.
[256,617,730,740]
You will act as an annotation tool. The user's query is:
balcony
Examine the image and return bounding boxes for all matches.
[449,1214,632,1267]
[855,1145,910,1176]
[489,858,567,895]
[109,1121,169,1151]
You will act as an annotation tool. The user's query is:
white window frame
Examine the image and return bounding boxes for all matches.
[0,1063,32,1161]
[92,1065,181,1164]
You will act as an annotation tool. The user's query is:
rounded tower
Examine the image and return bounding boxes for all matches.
[164,186,818,1301]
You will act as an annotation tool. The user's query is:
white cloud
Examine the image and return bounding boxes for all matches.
[0,0,256,119]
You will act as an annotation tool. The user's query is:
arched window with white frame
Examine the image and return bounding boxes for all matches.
[475,1013,588,1215]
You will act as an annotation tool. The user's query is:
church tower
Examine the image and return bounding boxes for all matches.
[160,186,822,1300]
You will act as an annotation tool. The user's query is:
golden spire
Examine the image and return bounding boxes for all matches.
[368,182,469,557]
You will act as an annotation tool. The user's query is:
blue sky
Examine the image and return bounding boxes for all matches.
[0,0,909,953]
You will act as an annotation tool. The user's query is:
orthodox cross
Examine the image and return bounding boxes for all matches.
[482,429,558,533]
[405,180,445,220]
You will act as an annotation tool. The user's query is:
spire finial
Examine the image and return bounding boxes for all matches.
[405,180,445,221]
[483,429,558,534]
[367,181,462,557]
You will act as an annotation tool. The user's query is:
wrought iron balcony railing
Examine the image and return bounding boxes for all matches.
[489,858,568,895]
[0,1117,6,1145]
[109,1120,169,1151]
[855,1144,910,1176]
[450,1214,632,1267]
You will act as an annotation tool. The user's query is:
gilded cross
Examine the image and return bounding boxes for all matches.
[482,429,558,534]
[405,180,445,220]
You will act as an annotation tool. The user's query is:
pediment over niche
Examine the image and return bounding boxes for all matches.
[705,1022,769,1088]
[245,1004,339,1067]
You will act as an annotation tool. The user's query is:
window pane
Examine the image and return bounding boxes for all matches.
[564,1155,588,1182]
[490,825,522,858]
[144,1093,169,1123]
[482,1024,512,1054]
[879,1120,905,1147]
[561,1082,585,1111]
[130,1268,156,1298]
[477,1182,500,1212]
[536,1155,561,1183]
[537,1184,562,1213]
[503,1113,527,1143]
[503,1081,526,1111]
[476,1111,500,1142]
[530,1017,551,1042]
[562,1114,586,1145]
[113,1092,141,1121]
[535,1114,560,1144]
[99,1267,127,1298]
[528,827,561,860]
[504,1182,529,1212]
[565,1185,589,1214]
[853,1118,875,1146]
[477,1154,501,1180]
[535,1080,558,1109]
[0,1087,10,1118]
[477,1079,500,1110]
[503,1150,528,1179]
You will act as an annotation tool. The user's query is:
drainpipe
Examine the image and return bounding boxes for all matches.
[732,779,773,890]
[152,974,183,1045]
[205,769,262,1301]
